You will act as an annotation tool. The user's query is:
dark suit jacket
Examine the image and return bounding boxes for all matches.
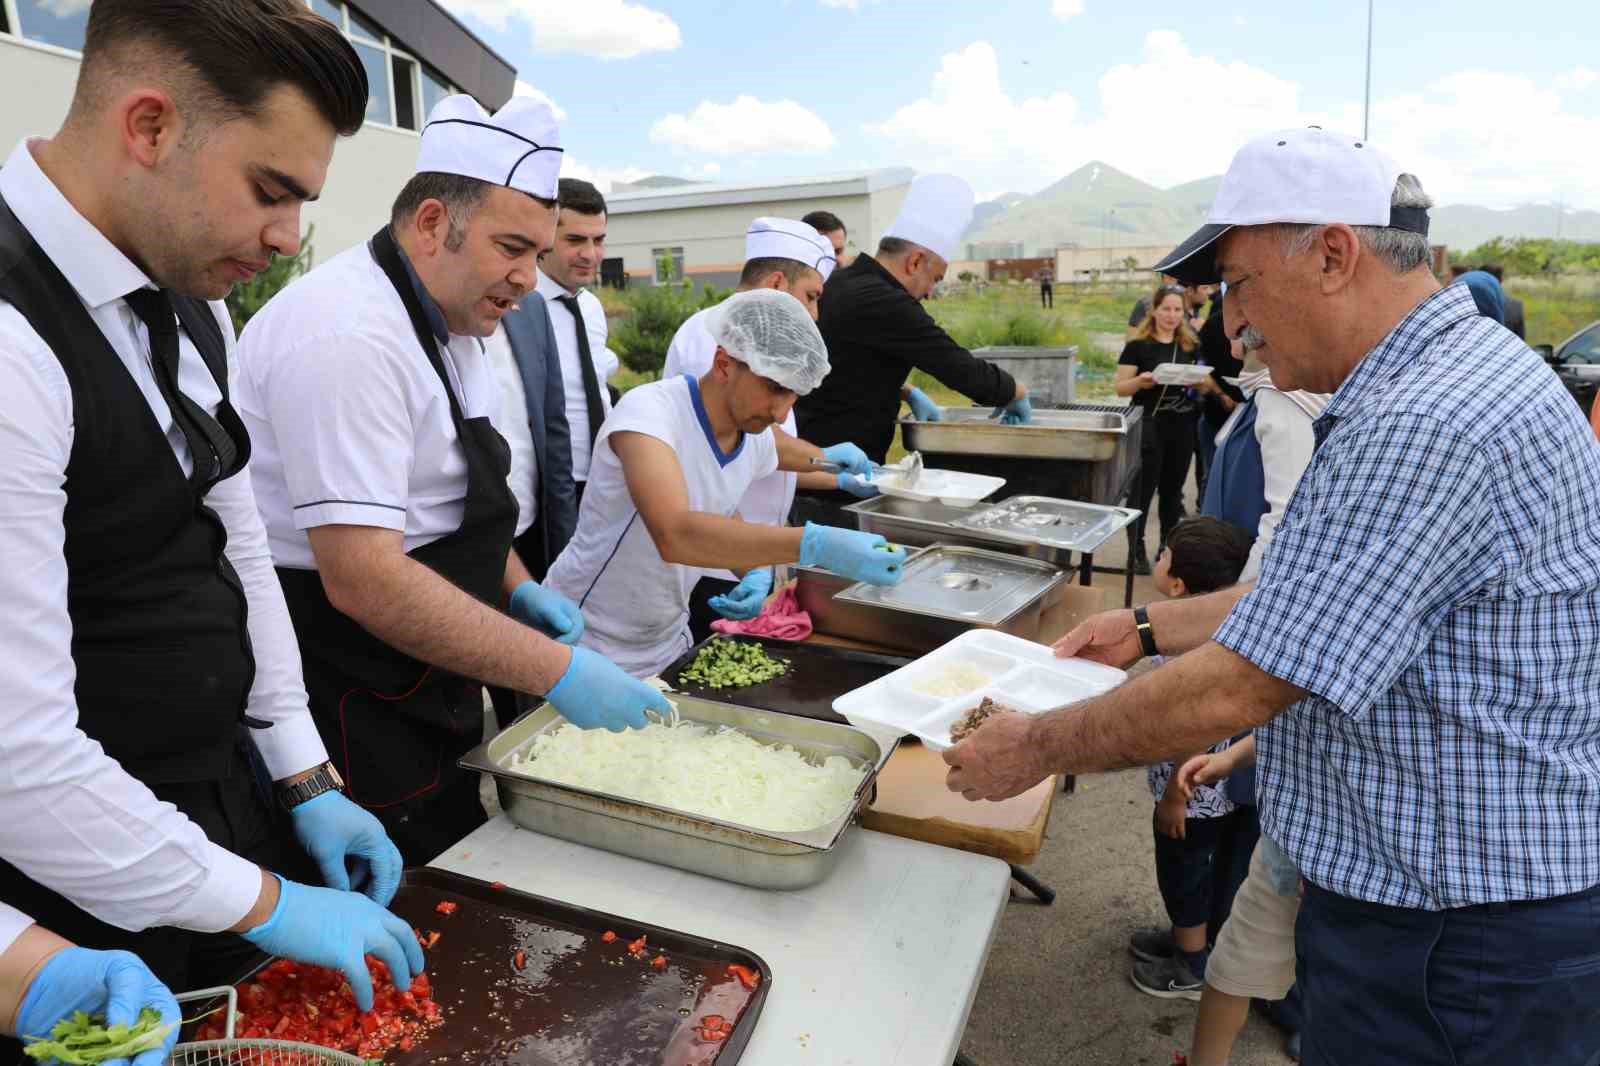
[501,294,577,579]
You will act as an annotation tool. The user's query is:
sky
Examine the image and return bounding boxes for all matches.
[439,0,1600,212]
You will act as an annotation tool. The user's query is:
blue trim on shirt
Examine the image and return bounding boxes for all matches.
[683,374,744,468]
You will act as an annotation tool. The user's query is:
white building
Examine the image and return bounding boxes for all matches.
[605,169,915,289]
[0,0,515,264]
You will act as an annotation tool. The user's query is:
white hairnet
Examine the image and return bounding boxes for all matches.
[704,288,831,395]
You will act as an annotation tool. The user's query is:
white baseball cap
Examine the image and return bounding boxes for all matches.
[1154,127,1428,284]
[744,217,836,281]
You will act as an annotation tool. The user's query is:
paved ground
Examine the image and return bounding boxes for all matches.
[955,479,1292,1066]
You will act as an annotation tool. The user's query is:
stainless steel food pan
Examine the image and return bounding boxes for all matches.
[901,405,1137,461]
[460,698,888,890]
[952,496,1140,554]
[795,545,1066,653]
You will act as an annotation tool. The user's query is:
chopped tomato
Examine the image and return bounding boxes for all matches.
[701,1014,725,1029]
[698,1027,729,1042]
[490,881,507,890]
[423,930,442,949]
[435,900,459,915]
[601,930,618,943]
[651,954,667,970]
[410,973,431,998]
[727,963,760,989]
[513,949,527,971]
[216,956,441,1060]
[627,935,648,957]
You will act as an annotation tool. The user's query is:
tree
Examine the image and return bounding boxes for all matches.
[226,227,316,333]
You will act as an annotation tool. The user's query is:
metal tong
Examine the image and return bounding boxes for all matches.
[809,450,924,488]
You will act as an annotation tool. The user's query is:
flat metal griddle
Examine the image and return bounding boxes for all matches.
[663,635,910,724]
[360,869,768,1066]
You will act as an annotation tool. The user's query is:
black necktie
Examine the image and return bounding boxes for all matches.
[554,294,606,448]
[123,287,235,489]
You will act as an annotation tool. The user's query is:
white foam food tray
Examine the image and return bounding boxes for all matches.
[1151,362,1215,386]
[872,467,1006,508]
[832,629,1127,750]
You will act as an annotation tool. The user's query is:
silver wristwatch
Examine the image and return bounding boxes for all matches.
[277,761,346,811]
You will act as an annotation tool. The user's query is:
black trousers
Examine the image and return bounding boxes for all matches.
[0,742,315,1064]
[1040,284,1053,308]
[688,576,739,645]
[1152,807,1253,935]
[1135,409,1198,549]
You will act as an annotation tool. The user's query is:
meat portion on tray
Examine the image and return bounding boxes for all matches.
[950,696,1020,743]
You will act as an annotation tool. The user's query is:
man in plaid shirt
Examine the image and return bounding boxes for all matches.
[943,128,1600,1066]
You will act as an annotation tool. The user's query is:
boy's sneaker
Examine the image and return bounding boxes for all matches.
[1131,954,1204,1001]
[1128,927,1176,963]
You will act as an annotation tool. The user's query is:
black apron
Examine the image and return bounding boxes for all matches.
[274,226,518,864]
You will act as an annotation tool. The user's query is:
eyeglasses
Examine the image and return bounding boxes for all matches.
[1158,284,1185,296]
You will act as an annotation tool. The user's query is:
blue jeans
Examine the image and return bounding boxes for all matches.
[1297,880,1600,1065]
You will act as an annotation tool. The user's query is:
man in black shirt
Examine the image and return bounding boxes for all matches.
[795,175,1029,510]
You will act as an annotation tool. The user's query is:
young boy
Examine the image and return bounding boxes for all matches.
[1129,517,1256,1001]
[1173,736,1304,1065]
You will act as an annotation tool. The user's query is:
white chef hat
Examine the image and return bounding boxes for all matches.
[415,93,563,200]
[882,173,974,263]
[705,288,831,396]
[744,217,836,281]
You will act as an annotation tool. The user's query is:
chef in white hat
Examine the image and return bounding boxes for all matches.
[793,173,1030,527]
[236,92,670,863]
[661,217,880,636]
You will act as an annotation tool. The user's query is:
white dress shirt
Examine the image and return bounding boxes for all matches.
[662,306,799,582]
[1211,374,1326,581]
[0,139,329,953]
[236,243,503,570]
[485,324,538,538]
[535,272,616,483]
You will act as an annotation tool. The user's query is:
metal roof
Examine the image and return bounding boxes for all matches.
[607,168,916,215]
[355,0,517,109]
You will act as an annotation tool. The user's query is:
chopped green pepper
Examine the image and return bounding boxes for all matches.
[678,638,789,689]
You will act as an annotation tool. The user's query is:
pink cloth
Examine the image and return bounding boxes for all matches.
[710,586,813,641]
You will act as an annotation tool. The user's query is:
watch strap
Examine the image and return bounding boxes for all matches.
[277,762,345,811]
[1133,606,1159,658]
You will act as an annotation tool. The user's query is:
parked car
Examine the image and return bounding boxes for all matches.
[1538,320,1600,417]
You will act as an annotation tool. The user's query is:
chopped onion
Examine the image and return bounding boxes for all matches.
[511,720,865,833]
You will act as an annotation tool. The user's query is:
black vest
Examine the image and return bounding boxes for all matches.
[0,194,257,785]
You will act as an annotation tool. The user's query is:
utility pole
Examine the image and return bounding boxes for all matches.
[1363,0,1374,140]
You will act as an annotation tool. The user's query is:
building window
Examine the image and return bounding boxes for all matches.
[420,65,452,120]
[653,248,685,285]
[302,0,453,133]
[13,0,90,52]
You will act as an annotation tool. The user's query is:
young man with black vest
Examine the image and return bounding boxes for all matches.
[238,95,670,866]
[0,0,423,1044]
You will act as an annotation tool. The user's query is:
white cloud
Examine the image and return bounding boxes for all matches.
[512,80,568,122]
[1051,0,1084,20]
[442,0,680,60]
[866,34,1306,196]
[40,0,90,14]
[560,157,653,194]
[1557,66,1598,91]
[1365,70,1600,208]
[650,97,836,156]
[867,34,1600,213]
[701,162,723,177]
[820,0,861,6]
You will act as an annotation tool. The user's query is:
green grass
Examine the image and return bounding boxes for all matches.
[1509,274,1600,347]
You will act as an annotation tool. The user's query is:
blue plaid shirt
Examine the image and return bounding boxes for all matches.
[1214,284,1600,910]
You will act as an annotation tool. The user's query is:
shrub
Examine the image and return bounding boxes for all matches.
[608,282,731,376]
[226,226,315,333]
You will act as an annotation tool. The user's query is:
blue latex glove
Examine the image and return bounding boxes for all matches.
[16,948,180,1066]
[509,580,585,645]
[546,646,671,732]
[905,387,942,422]
[289,790,404,906]
[836,472,881,499]
[708,568,773,621]
[820,442,873,478]
[798,522,906,586]
[242,875,424,1013]
[992,394,1033,425]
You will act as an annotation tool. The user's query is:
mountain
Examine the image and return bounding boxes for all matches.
[964,163,1600,254]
